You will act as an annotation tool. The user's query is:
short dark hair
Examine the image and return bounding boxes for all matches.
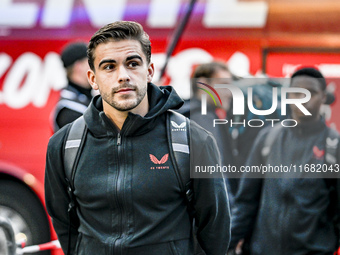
[191,61,229,94]
[291,67,326,91]
[87,21,151,71]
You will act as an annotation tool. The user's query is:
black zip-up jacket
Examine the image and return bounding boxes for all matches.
[45,83,230,255]
[230,119,340,255]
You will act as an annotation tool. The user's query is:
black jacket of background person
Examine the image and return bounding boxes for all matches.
[182,98,234,168]
[45,83,231,255]
[230,119,340,255]
[179,99,236,199]
[52,81,93,132]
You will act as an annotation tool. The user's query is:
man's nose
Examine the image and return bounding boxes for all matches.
[117,66,130,83]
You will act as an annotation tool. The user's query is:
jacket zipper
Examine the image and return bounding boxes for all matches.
[113,132,124,255]
[117,133,121,145]
[113,119,136,254]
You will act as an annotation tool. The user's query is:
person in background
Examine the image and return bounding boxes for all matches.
[51,42,93,132]
[179,61,236,202]
[229,67,340,255]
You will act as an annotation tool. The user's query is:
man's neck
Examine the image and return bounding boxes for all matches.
[104,108,128,131]
[294,114,321,126]
[103,96,149,131]
[69,73,91,89]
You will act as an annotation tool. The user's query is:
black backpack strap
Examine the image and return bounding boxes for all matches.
[64,116,87,189]
[166,110,193,208]
[167,110,206,255]
[63,116,87,255]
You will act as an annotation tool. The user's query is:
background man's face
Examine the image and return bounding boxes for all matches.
[289,76,326,122]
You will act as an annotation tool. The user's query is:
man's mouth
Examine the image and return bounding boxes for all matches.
[115,87,135,94]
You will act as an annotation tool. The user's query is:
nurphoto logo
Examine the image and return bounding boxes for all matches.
[197,82,223,114]
[198,81,311,128]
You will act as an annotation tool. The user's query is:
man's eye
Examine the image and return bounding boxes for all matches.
[104,64,114,70]
[128,61,139,67]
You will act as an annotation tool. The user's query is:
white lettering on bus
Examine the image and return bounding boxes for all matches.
[0,0,269,28]
[0,52,66,109]
[204,0,268,27]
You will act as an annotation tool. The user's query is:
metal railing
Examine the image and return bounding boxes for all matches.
[0,217,60,255]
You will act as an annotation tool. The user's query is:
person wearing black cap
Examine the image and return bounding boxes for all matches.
[229,67,340,255]
[51,41,93,132]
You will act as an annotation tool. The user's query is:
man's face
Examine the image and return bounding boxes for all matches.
[212,69,232,111]
[289,76,326,122]
[74,58,91,89]
[87,39,154,113]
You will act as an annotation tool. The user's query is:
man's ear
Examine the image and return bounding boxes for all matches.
[87,69,98,90]
[322,91,327,104]
[324,91,336,105]
[319,89,327,105]
[147,63,155,83]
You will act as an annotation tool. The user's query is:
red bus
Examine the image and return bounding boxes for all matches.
[1,0,340,254]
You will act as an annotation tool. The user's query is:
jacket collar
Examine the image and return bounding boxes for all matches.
[291,116,326,136]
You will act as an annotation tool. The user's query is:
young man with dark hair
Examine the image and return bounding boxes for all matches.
[229,67,339,255]
[45,21,230,255]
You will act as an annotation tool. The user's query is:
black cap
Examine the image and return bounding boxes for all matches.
[61,42,88,68]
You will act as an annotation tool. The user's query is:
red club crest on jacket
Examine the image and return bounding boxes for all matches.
[149,154,169,165]
[313,146,324,160]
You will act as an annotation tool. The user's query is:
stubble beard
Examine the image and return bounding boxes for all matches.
[103,84,148,112]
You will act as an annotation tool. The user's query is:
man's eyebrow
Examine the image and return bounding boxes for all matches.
[126,55,143,62]
[98,59,116,68]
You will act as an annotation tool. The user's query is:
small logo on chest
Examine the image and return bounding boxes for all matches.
[171,121,186,132]
[313,146,325,160]
[149,154,170,169]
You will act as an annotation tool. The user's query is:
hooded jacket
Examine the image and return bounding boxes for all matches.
[230,119,340,255]
[45,83,230,255]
